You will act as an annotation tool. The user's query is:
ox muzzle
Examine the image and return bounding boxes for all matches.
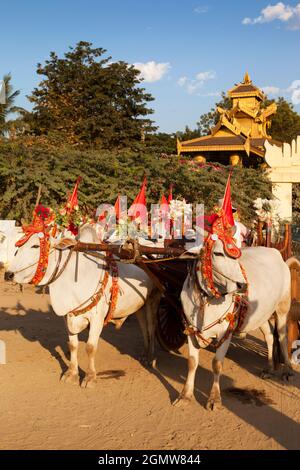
[4,271,14,282]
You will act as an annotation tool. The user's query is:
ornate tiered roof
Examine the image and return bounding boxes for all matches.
[177,72,281,160]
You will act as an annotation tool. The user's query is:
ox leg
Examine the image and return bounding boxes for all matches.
[173,335,199,406]
[206,337,231,411]
[81,309,104,389]
[146,289,161,367]
[260,321,276,379]
[136,289,161,368]
[274,311,294,381]
[61,333,80,385]
[135,307,150,365]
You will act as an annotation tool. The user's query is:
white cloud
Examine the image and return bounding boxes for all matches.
[242,2,300,29]
[196,71,216,81]
[133,61,171,82]
[292,89,300,104]
[288,79,300,90]
[287,80,300,104]
[187,83,200,95]
[261,86,280,95]
[177,76,188,87]
[194,5,208,14]
[178,70,216,94]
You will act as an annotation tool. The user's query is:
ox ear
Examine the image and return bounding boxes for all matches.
[54,238,77,251]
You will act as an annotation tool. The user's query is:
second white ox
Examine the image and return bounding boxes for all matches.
[177,240,294,411]
[0,221,23,269]
[6,224,161,387]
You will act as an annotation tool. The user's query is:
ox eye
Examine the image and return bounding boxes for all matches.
[14,250,18,257]
[31,245,40,249]
[214,252,224,257]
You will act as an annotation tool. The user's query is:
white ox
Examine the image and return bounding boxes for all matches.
[0,221,23,269]
[6,224,161,387]
[177,241,294,411]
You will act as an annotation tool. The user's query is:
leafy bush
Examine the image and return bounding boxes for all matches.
[0,141,272,224]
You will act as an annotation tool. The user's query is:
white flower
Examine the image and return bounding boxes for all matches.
[254,198,281,223]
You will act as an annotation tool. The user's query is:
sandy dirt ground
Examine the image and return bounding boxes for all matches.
[0,278,299,451]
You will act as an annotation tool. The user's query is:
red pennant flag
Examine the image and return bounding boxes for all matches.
[114,194,121,221]
[129,177,147,221]
[161,194,168,207]
[167,185,173,203]
[222,173,234,227]
[66,177,81,214]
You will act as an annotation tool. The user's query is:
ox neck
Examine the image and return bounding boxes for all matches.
[37,247,107,287]
[34,247,70,286]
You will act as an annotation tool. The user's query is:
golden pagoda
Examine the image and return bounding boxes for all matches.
[177,72,282,165]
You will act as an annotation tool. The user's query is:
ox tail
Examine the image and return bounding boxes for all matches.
[272,319,283,370]
[273,256,300,366]
[286,256,300,321]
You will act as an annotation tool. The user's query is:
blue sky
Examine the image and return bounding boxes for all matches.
[0,0,299,132]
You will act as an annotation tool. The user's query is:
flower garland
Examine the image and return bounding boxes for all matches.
[55,204,89,236]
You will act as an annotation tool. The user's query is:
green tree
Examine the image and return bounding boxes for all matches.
[196,92,232,136]
[176,125,200,141]
[0,74,22,136]
[25,41,156,148]
[146,132,177,154]
[264,97,300,143]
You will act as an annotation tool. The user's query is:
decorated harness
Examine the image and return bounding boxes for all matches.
[15,205,56,285]
[185,208,248,349]
[15,205,119,324]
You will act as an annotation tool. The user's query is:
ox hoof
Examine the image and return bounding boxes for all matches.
[139,354,156,369]
[61,371,79,385]
[260,368,276,380]
[172,395,193,407]
[206,396,222,411]
[281,367,294,383]
[81,375,97,389]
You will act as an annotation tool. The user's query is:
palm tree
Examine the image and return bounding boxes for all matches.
[0,74,24,136]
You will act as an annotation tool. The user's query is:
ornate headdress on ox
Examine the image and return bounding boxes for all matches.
[201,207,242,298]
[15,205,56,285]
[201,173,241,298]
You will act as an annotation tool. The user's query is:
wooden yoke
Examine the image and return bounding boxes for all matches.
[73,240,188,259]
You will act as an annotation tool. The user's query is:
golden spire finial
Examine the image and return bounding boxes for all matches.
[243,71,251,84]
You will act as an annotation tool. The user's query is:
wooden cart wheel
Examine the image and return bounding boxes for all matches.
[156,299,187,352]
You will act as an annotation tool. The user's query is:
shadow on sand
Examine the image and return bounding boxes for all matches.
[1,302,299,449]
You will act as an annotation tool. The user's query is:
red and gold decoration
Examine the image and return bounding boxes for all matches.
[70,254,119,324]
[197,172,249,347]
[200,210,242,298]
[16,204,56,285]
[128,177,147,223]
[200,172,241,296]
[57,177,83,235]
